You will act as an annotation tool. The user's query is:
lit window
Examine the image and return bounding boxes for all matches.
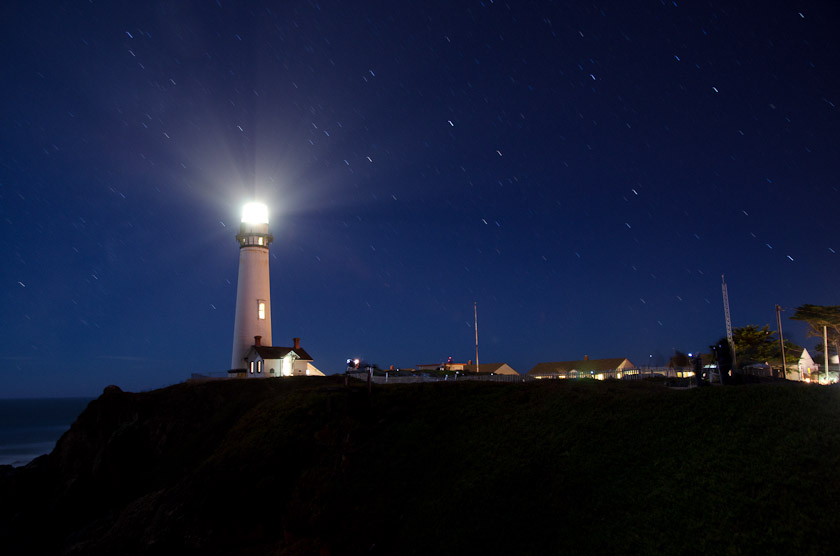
[249,361,255,374]
[258,301,265,320]
[258,237,264,246]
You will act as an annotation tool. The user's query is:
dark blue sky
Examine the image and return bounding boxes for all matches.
[2,1,839,397]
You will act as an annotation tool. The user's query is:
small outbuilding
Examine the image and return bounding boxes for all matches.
[463,363,520,375]
[229,337,324,378]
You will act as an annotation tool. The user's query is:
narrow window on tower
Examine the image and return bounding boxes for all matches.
[258,300,266,320]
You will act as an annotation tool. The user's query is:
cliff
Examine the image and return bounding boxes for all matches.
[1,377,838,555]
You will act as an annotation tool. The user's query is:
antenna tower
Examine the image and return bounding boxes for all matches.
[721,274,736,368]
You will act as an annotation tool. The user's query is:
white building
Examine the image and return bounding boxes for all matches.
[228,202,323,378]
[528,357,636,380]
[797,348,840,383]
[463,363,520,375]
[231,202,273,370]
[234,336,324,378]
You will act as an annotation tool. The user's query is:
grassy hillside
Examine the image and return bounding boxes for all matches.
[2,378,838,555]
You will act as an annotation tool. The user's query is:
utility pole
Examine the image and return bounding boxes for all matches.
[775,304,788,379]
[474,301,480,374]
[824,326,830,385]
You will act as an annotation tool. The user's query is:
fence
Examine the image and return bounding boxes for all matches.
[529,367,696,381]
[457,373,534,383]
[347,368,705,386]
[198,368,697,385]
[346,372,534,385]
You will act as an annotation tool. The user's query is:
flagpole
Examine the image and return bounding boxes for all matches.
[824,326,829,385]
[474,301,479,373]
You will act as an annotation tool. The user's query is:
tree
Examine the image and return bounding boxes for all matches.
[731,325,800,373]
[790,304,840,361]
[733,325,776,363]
[708,326,800,383]
[710,338,733,385]
[692,354,707,385]
[668,351,690,368]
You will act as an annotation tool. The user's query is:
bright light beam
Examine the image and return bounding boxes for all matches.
[242,202,269,224]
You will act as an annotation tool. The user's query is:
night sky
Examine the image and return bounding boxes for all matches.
[3,1,839,397]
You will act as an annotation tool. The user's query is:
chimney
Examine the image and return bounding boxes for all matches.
[293,337,300,350]
[254,335,262,347]
[584,354,589,360]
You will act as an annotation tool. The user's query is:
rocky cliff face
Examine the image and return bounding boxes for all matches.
[0,377,353,556]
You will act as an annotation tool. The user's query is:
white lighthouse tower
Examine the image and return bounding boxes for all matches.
[230,202,273,370]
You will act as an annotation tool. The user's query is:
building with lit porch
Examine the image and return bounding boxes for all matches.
[528,356,636,380]
[229,336,324,378]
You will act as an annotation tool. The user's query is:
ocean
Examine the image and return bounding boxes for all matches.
[0,397,92,467]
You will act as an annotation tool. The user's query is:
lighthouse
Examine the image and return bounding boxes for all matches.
[230,202,273,370]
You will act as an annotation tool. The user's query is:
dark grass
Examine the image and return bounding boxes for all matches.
[2,378,838,555]
[322,380,840,555]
